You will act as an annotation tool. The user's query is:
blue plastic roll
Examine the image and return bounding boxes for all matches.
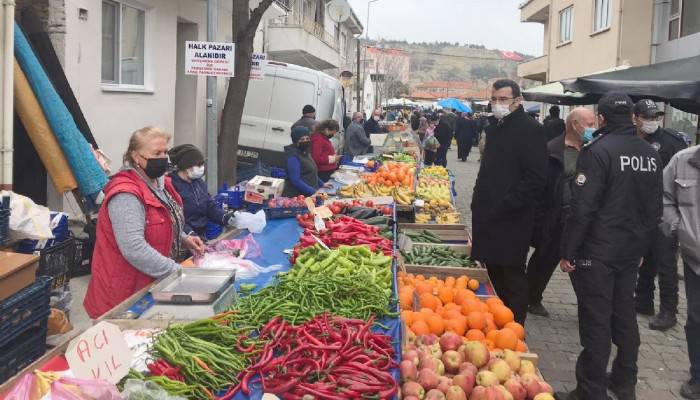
[14,24,107,197]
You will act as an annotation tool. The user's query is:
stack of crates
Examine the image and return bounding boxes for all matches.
[0,276,53,382]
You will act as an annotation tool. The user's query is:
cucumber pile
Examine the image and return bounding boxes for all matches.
[400,246,474,267]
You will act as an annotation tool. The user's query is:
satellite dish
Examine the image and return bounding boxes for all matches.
[328,0,351,23]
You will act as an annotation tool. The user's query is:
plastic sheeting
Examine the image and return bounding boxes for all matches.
[14,24,107,197]
[13,60,77,193]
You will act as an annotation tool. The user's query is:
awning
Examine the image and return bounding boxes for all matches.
[523,82,596,105]
[562,55,700,114]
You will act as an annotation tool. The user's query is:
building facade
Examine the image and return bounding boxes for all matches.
[518,0,654,83]
[651,0,699,135]
[260,0,362,76]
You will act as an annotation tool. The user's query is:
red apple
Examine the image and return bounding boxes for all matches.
[452,373,476,396]
[426,389,447,400]
[438,376,453,393]
[503,378,526,400]
[442,350,465,374]
[401,360,419,382]
[446,385,468,400]
[403,381,426,399]
[419,368,440,391]
[459,362,478,377]
[440,331,464,352]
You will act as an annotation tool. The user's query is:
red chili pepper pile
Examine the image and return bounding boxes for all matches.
[146,359,185,382]
[293,216,393,262]
[235,314,398,400]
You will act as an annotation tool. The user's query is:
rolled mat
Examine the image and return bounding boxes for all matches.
[14,23,107,198]
[14,59,78,193]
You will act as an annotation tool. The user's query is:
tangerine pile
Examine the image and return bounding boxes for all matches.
[398,272,526,352]
[363,162,415,188]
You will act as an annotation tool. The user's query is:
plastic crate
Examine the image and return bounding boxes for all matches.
[0,276,52,348]
[36,238,75,290]
[0,320,48,383]
[71,237,94,278]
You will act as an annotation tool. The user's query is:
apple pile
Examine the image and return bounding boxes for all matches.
[401,333,554,400]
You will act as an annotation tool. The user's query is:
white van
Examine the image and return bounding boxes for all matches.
[237,61,346,167]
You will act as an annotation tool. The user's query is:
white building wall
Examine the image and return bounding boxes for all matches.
[62,0,233,169]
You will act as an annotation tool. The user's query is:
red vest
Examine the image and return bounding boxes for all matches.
[83,170,183,319]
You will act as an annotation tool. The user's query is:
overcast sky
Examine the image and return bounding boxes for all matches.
[346,0,544,56]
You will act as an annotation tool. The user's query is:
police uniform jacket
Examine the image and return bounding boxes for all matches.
[471,106,547,266]
[561,124,663,264]
[644,127,687,168]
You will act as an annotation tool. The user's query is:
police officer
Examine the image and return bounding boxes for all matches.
[632,99,687,331]
[555,93,663,400]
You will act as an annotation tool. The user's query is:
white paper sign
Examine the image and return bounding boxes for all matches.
[250,53,266,81]
[185,41,235,77]
[65,321,133,383]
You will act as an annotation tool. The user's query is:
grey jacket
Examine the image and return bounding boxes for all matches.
[661,145,700,275]
[343,122,371,156]
[291,116,316,131]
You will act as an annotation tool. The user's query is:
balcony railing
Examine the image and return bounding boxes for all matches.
[274,0,290,11]
[268,12,339,51]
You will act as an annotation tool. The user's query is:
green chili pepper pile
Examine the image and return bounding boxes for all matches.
[121,370,213,399]
[400,246,474,267]
[288,244,392,287]
[403,229,443,243]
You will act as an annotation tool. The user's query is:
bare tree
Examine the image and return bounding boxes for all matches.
[218,0,274,185]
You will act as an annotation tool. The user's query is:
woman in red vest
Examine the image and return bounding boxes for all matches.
[310,119,340,182]
[83,126,205,318]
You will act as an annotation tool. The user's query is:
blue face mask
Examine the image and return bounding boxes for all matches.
[582,127,596,144]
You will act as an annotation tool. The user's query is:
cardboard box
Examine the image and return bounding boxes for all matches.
[0,251,39,301]
[244,175,284,204]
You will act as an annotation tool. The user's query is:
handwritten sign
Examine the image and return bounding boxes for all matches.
[250,53,267,81]
[185,41,235,77]
[65,322,132,383]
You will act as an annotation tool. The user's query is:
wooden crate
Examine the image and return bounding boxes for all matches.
[399,222,468,232]
[399,228,471,244]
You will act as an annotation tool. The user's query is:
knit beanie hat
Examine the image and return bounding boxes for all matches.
[290,126,311,144]
[168,144,204,170]
[303,105,316,114]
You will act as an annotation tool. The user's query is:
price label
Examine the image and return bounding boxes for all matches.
[314,214,326,232]
[65,322,132,383]
[314,205,333,219]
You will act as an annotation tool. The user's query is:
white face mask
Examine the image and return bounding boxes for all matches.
[641,120,660,134]
[373,116,380,121]
[492,104,511,120]
[187,165,205,180]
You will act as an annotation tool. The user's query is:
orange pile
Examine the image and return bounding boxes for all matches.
[398,272,527,352]
[363,162,415,188]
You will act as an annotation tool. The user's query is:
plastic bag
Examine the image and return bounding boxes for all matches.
[4,373,40,400]
[1,190,53,240]
[195,253,283,279]
[47,308,73,336]
[206,234,261,259]
[50,376,122,400]
[234,210,267,233]
[121,379,186,400]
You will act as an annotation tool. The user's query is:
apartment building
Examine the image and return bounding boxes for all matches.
[518,0,654,83]
[651,0,699,134]
[259,0,363,76]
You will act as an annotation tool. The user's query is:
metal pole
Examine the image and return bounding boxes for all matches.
[206,0,218,193]
[356,37,361,112]
[366,0,379,39]
[1,0,16,190]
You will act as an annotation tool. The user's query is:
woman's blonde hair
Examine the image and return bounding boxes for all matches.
[123,126,172,165]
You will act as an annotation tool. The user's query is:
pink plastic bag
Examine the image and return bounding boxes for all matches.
[50,377,122,400]
[4,373,37,400]
[204,234,261,259]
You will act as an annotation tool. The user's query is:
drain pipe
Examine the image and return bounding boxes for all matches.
[1,0,15,190]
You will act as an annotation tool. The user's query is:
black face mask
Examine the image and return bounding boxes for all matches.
[297,142,310,152]
[141,157,168,179]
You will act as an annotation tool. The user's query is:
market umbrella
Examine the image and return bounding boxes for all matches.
[562,55,700,114]
[437,98,472,113]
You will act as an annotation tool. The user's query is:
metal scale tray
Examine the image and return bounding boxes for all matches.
[150,268,235,304]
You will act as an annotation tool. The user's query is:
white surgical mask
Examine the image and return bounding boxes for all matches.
[373,116,380,121]
[492,104,511,120]
[641,120,660,134]
[187,165,205,180]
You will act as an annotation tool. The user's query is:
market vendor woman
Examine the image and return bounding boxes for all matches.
[168,144,236,238]
[284,126,333,196]
[83,126,205,319]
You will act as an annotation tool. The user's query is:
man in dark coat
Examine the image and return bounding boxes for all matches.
[410,110,421,131]
[471,79,547,324]
[455,113,478,161]
[364,109,382,137]
[543,105,566,141]
[526,107,596,317]
[434,115,453,167]
[291,105,317,131]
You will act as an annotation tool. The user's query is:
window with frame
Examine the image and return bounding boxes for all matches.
[102,0,146,86]
[593,0,610,32]
[559,6,573,43]
[668,0,700,40]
